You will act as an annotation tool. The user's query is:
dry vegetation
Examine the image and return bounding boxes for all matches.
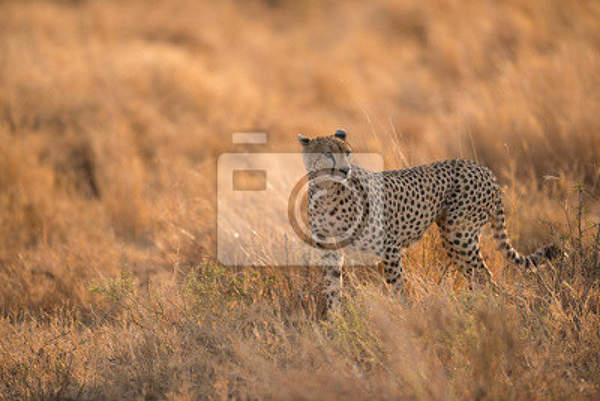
[1,0,600,399]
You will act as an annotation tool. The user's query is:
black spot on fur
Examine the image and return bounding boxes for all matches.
[544,245,563,260]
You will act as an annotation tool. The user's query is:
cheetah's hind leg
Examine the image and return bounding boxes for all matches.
[439,226,497,291]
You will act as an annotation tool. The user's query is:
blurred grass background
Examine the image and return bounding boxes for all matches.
[0,0,599,399]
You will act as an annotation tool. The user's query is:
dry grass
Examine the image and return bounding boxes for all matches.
[0,0,599,399]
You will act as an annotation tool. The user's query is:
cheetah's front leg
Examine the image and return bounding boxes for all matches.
[321,251,342,313]
[383,251,404,294]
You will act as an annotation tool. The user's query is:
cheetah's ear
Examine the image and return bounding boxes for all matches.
[334,129,347,141]
[297,134,311,145]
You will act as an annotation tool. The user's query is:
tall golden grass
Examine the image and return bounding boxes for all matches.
[0,0,599,399]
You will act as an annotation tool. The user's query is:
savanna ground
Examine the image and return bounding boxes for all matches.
[1,0,600,400]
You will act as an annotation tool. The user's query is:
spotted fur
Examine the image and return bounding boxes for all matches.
[298,130,563,311]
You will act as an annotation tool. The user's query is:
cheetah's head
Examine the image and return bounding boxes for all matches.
[297,129,353,178]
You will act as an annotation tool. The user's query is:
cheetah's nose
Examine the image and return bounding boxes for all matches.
[339,166,350,176]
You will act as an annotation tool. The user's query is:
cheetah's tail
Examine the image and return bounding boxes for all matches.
[491,201,565,271]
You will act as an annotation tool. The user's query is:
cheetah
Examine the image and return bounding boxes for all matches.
[297,129,563,311]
